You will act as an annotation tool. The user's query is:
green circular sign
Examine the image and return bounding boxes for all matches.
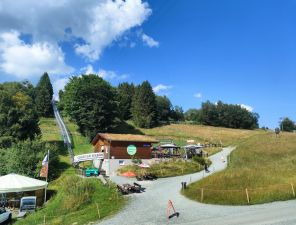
[127,145,137,156]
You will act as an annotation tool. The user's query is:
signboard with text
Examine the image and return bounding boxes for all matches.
[127,145,137,156]
[74,153,104,163]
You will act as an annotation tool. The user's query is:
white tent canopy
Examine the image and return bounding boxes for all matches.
[182,144,203,149]
[0,173,48,193]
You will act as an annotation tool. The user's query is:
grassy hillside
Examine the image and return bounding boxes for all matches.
[64,118,93,155]
[15,118,125,225]
[139,123,262,146]
[39,118,61,142]
[183,132,296,205]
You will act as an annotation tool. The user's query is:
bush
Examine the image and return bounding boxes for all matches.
[0,138,60,179]
[192,156,206,165]
[0,136,13,148]
[131,157,142,164]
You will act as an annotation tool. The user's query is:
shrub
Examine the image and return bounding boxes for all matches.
[131,157,142,164]
[192,156,206,165]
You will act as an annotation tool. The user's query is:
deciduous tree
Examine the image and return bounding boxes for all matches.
[60,74,118,139]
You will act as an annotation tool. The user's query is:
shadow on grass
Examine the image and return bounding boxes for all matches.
[46,189,57,201]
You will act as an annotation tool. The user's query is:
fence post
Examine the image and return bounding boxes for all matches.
[245,188,250,204]
[291,183,295,197]
[43,215,46,225]
[96,203,101,219]
[201,188,204,203]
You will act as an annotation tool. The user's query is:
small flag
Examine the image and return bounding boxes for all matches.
[40,154,49,178]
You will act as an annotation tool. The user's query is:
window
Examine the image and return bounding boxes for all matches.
[119,160,125,166]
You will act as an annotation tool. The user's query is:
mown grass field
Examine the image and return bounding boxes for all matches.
[15,118,125,225]
[140,123,262,146]
[183,131,296,205]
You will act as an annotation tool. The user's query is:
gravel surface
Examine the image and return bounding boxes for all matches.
[98,147,296,225]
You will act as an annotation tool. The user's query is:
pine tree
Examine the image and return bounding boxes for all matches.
[156,95,172,122]
[132,81,157,128]
[117,82,135,120]
[35,73,54,117]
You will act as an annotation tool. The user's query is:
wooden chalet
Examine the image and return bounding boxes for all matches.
[91,133,159,159]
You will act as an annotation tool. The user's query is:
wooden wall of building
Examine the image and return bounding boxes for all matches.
[110,141,151,159]
[93,138,152,159]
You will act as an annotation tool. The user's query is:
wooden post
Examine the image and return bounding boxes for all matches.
[96,203,101,219]
[245,188,250,204]
[201,188,204,202]
[43,215,46,225]
[291,183,295,197]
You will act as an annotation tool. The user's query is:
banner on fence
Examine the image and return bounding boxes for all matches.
[74,153,104,163]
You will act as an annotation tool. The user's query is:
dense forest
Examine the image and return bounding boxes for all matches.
[0,73,59,178]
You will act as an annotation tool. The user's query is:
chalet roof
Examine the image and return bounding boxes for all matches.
[92,133,159,145]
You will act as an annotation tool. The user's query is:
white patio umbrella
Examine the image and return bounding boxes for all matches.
[0,173,48,193]
[138,163,150,168]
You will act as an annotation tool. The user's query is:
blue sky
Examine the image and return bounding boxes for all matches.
[0,0,295,128]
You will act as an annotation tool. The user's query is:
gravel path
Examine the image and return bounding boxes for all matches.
[98,147,296,225]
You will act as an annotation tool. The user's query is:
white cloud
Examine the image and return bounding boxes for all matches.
[0,0,152,61]
[82,64,128,80]
[83,64,96,75]
[52,77,69,100]
[142,33,159,47]
[194,93,202,99]
[240,104,253,112]
[153,84,172,94]
[0,31,73,79]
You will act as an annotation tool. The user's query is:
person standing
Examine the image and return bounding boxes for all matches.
[204,162,210,173]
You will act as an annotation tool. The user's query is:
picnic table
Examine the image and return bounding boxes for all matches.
[122,184,133,191]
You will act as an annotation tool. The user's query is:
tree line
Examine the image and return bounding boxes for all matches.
[59,75,184,140]
[0,73,59,178]
[59,74,260,142]
[184,101,259,129]
[280,117,296,132]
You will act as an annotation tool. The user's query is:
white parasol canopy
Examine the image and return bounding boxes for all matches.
[138,163,150,168]
[182,144,203,149]
[0,173,48,193]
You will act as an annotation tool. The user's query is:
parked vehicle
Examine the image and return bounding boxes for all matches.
[19,196,37,213]
[85,168,99,177]
[0,208,11,224]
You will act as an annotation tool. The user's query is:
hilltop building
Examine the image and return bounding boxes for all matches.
[91,133,158,176]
